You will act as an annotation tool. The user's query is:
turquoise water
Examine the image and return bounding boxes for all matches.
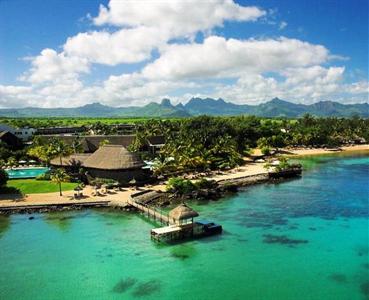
[0,154,368,300]
[6,167,49,179]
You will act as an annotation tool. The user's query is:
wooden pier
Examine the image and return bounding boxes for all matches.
[126,191,222,243]
[126,197,171,225]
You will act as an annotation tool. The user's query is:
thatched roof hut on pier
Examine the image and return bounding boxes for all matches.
[169,204,199,225]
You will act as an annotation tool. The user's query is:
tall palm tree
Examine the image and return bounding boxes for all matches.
[71,136,83,154]
[49,139,72,166]
[51,168,69,196]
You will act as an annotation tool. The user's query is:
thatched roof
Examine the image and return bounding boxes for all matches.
[50,153,91,167]
[82,145,144,170]
[169,204,199,220]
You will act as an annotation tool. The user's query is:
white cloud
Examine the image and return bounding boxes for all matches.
[100,73,200,106]
[279,21,288,30]
[94,0,265,35]
[212,66,367,105]
[1,0,367,108]
[64,27,167,65]
[21,49,89,84]
[142,36,329,79]
[344,81,369,95]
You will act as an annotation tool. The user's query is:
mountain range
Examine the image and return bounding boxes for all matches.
[1,98,368,118]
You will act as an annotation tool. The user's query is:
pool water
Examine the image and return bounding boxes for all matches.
[0,154,368,299]
[5,167,49,179]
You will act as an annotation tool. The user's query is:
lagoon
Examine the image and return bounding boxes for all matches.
[0,154,368,299]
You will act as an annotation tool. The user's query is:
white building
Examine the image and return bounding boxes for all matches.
[0,124,36,141]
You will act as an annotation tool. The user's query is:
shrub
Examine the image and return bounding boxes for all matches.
[166,177,196,195]
[0,169,9,187]
[35,172,51,181]
[261,146,271,155]
[195,178,217,189]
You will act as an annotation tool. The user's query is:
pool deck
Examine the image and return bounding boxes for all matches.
[0,186,134,211]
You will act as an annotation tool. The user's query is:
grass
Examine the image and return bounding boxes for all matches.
[6,179,78,194]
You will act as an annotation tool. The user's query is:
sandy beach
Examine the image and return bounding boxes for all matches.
[285,144,369,156]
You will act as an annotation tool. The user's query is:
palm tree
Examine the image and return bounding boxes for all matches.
[49,139,72,166]
[51,168,69,196]
[71,136,83,154]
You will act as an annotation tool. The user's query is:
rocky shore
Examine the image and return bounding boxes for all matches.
[124,167,302,208]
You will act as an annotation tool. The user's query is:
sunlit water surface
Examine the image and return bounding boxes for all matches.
[0,153,368,300]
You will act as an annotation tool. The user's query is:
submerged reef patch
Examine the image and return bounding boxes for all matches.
[328,273,347,283]
[360,281,369,299]
[262,234,308,246]
[112,277,137,294]
[132,280,161,297]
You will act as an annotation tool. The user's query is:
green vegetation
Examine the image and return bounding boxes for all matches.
[50,168,71,196]
[27,138,73,163]
[7,179,77,194]
[0,117,170,129]
[166,177,196,195]
[166,177,216,195]
[0,169,8,187]
[1,114,368,181]
[130,115,369,175]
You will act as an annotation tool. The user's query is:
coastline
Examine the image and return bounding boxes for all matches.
[285,144,369,156]
[1,144,367,213]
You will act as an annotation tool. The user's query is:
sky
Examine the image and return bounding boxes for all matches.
[0,0,368,108]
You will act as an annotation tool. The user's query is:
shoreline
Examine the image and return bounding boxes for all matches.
[284,144,369,157]
[1,145,367,214]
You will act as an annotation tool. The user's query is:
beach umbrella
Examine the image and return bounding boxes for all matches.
[29,160,37,163]
[19,160,27,164]
[129,178,137,185]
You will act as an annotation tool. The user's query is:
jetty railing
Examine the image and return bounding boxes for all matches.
[127,197,171,225]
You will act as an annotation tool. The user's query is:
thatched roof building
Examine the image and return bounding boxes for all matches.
[50,153,91,167]
[169,204,199,224]
[50,145,148,184]
[83,145,144,170]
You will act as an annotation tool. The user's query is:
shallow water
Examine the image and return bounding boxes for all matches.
[0,154,368,300]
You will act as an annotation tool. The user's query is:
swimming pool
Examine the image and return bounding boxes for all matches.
[5,167,50,179]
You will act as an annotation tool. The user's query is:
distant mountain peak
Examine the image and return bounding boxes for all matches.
[160,98,172,107]
[82,102,106,108]
[269,97,289,104]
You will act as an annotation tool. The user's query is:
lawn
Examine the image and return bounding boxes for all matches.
[6,179,78,194]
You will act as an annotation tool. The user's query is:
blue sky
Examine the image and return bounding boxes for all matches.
[0,0,368,108]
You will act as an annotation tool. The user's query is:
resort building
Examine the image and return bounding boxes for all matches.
[0,124,36,141]
[50,154,91,172]
[36,126,86,135]
[39,135,136,153]
[0,131,22,148]
[70,145,148,184]
[147,136,165,154]
[50,145,148,184]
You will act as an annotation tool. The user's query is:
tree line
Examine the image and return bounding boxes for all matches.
[129,114,369,174]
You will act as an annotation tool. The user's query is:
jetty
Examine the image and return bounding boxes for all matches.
[127,196,170,225]
[127,191,222,242]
